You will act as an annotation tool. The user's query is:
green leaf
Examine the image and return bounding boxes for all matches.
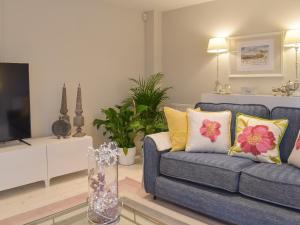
[123,147,128,156]
[93,119,105,129]
[136,104,149,113]
[130,120,143,129]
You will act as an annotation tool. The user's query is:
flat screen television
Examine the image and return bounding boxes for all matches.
[0,63,31,142]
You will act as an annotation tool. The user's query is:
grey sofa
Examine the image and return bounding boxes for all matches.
[143,103,300,225]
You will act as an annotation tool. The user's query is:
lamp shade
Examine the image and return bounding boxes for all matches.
[207,37,228,53]
[284,29,300,48]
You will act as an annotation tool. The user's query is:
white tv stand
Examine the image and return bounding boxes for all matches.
[0,136,92,191]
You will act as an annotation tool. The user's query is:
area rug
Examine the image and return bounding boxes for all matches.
[0,178,224,225]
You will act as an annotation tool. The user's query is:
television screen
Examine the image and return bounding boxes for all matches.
[0,63,31,142]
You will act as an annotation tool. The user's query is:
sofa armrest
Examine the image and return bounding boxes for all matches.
[143,136,169,195]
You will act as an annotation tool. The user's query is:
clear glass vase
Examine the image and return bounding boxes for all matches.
[87,142,120,225]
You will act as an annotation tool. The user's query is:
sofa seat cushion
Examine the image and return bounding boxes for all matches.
[160,151,254,192]
[240,163,300,210]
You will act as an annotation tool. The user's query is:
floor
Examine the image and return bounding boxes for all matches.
[0,158,143,220]
[0,157,224,225]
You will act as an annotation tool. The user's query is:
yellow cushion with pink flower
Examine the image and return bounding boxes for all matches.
[288,130,300,168]
[185,109,232,153]
[229,113,288,164]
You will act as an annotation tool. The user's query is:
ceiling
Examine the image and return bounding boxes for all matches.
[102,0,214,11]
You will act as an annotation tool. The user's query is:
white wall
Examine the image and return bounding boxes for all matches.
[162,0,300,104]
[0,0,144,145]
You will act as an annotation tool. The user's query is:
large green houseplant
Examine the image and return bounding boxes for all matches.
[93,73,171,164]
[126,73,171,135]
[93,105,136,157]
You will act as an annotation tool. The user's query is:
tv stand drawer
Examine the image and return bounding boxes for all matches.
[0,145,47,191]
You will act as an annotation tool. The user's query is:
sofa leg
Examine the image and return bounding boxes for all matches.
[153,195,157,200]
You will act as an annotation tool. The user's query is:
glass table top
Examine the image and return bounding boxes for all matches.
[25,197,187,225]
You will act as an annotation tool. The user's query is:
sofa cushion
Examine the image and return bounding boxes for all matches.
[160,151,254,192]
[240,163,300,210]
[288,130,300,168]
[185,110,232,153]
[271,107,300,162]
[195,103,270,145]
[229,113,288,164]
[164,107,200,151]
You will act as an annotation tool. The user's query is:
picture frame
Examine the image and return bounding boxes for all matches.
[229,32,283,78]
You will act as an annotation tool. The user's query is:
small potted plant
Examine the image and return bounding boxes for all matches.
[93,105,137,165]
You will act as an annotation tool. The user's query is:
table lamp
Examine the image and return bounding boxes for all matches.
[284,29,300,95]
[207,37,228,93]
[284,29,300,79]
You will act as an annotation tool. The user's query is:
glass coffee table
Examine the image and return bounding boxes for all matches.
[25,197,187,225]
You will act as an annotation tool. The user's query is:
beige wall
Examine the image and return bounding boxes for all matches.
[144,11,163,75]
[0,0,144,145]
[0,1,3,58]
[162,0,300,104]
[2,0,299,144]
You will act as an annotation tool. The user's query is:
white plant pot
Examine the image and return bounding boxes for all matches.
[119,147,136,166]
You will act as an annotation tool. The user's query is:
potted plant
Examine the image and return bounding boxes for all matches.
[93,105,137,165]
[125,73,172,135]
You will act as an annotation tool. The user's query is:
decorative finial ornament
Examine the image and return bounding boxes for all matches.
[52,83,71,138]
[60,83,70,121]
[73,83,86,137]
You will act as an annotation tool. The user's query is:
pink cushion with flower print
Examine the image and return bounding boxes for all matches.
[288,131,300,168]
[229,113,288,164]
[296,135,300,150]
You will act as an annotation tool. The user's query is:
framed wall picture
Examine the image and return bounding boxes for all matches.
[229,32,283,78]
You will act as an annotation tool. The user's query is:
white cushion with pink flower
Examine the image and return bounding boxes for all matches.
[229,113,288,164]
[185,109,232,153]
[288,130,300,168]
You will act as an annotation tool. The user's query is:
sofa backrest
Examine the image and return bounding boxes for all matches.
[195,102,270,145]
[271,107,300,162]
